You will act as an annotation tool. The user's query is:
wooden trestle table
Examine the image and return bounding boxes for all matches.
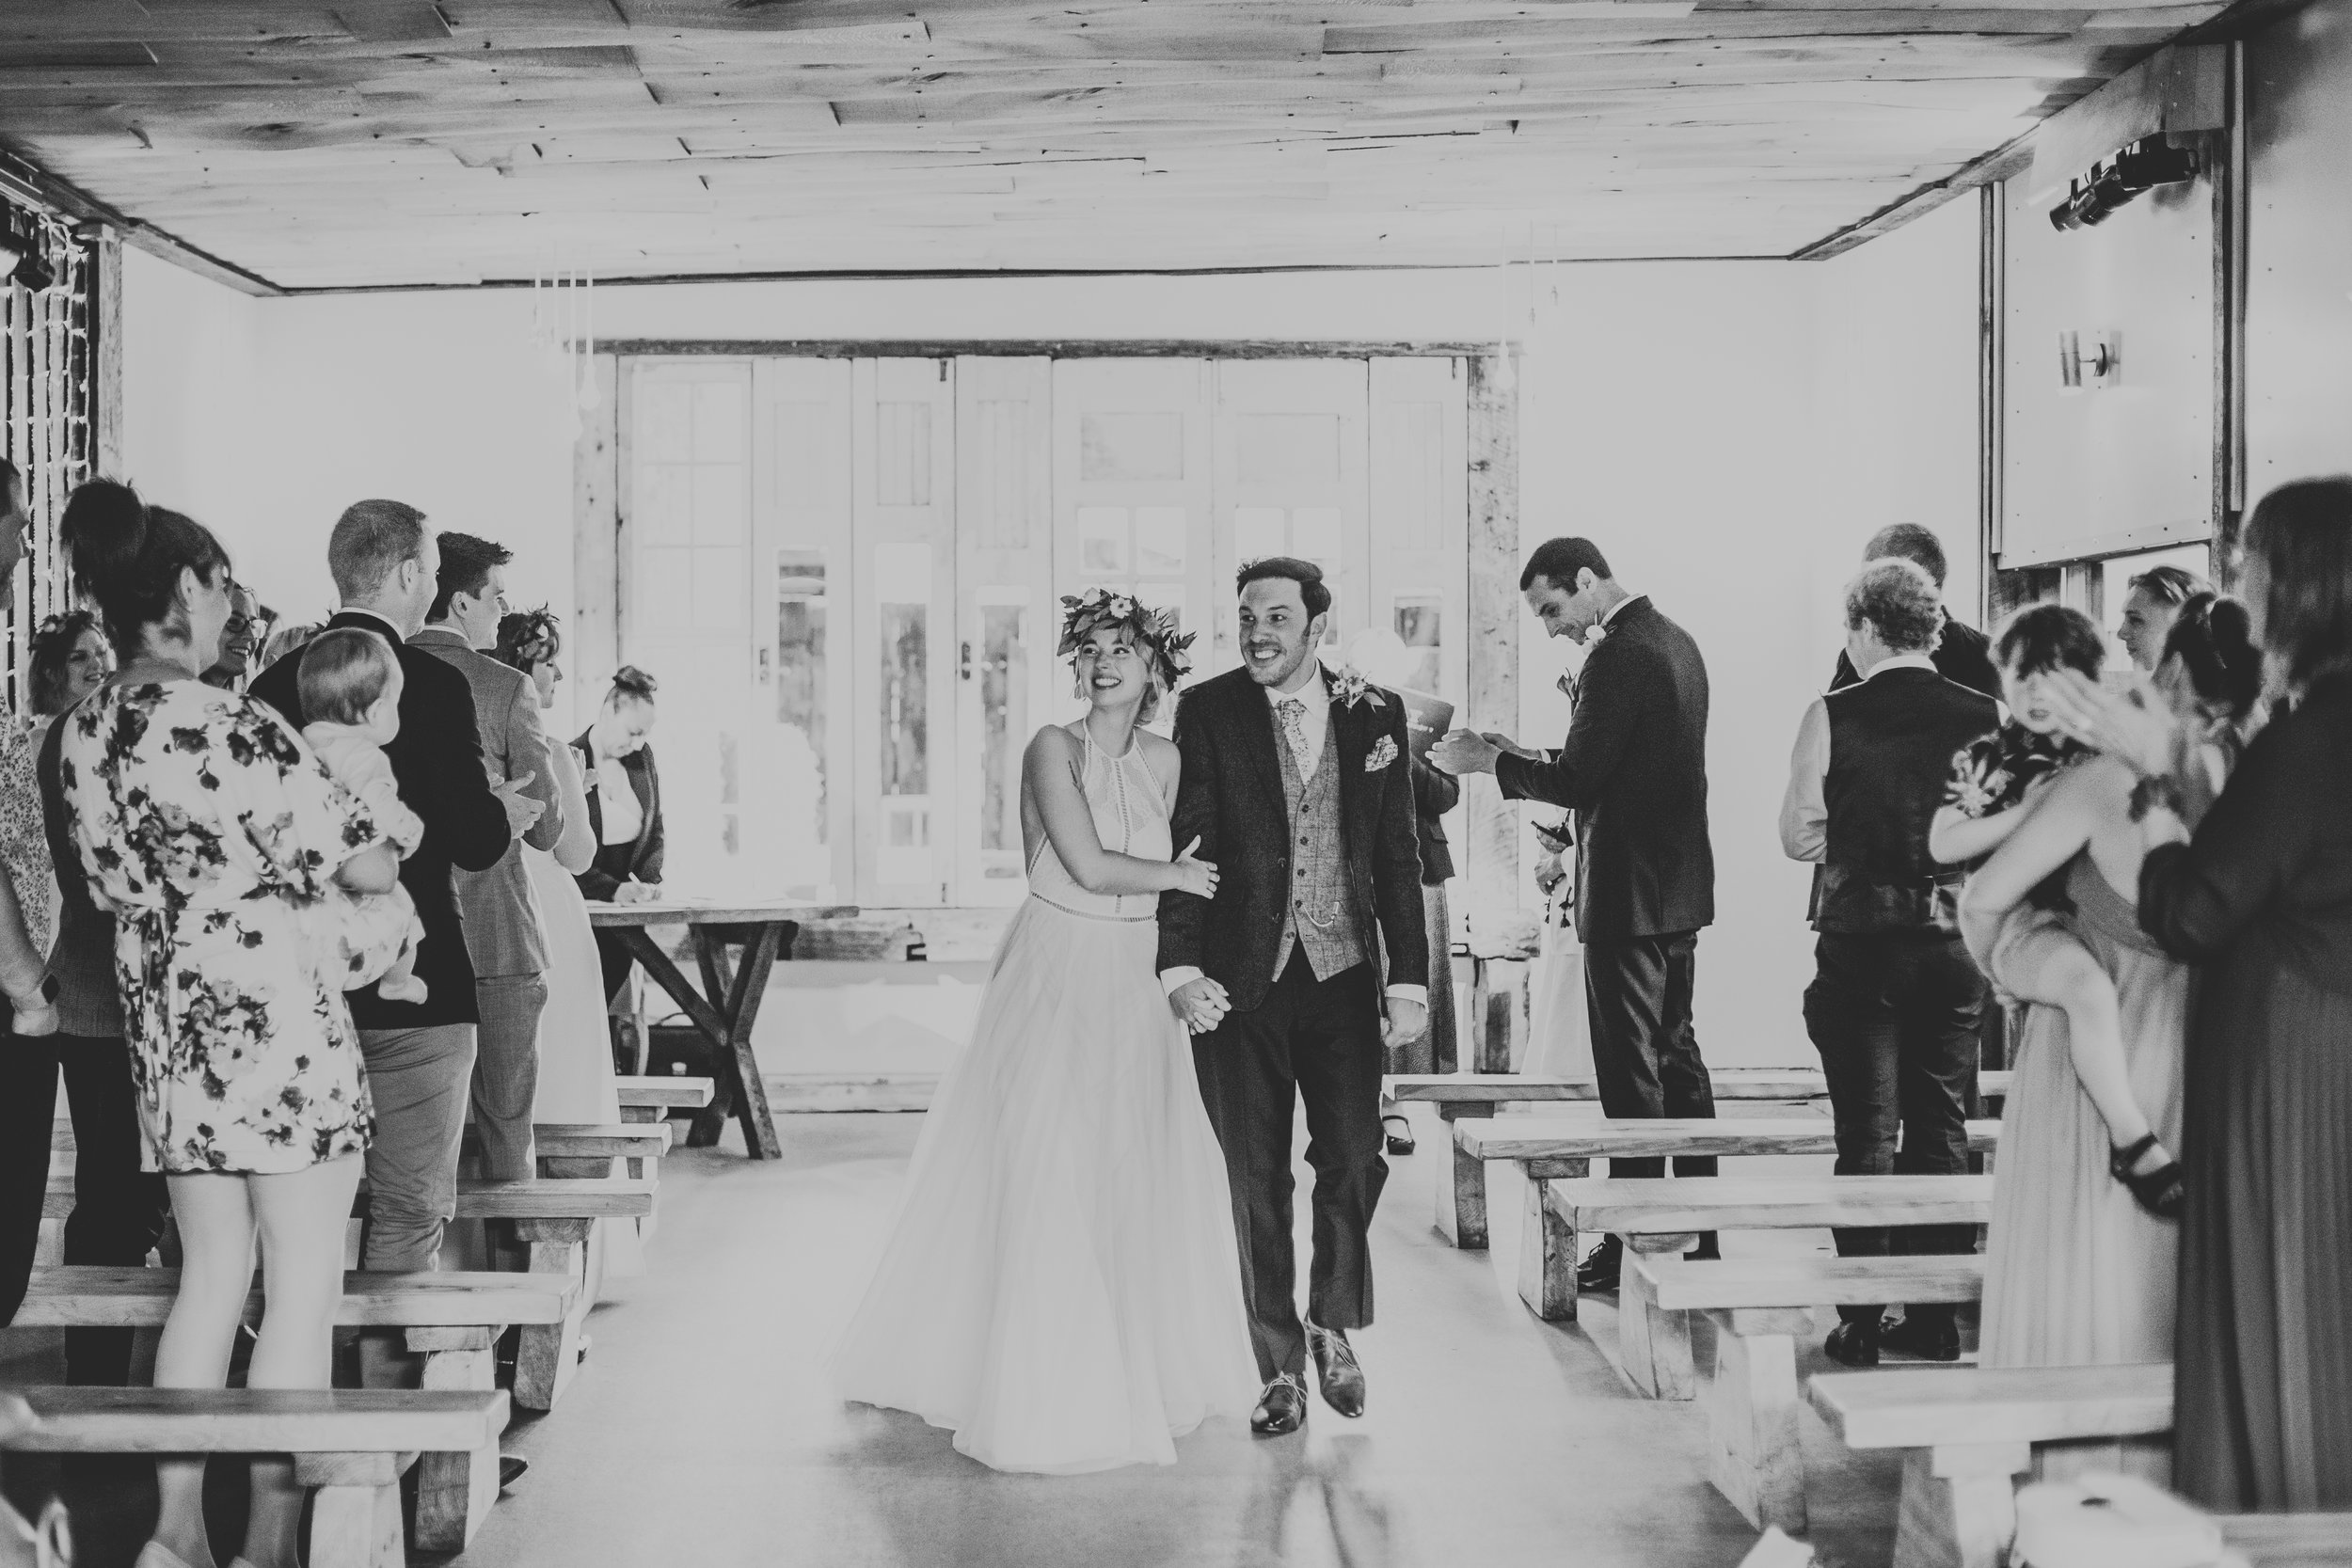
[586,899,854,1159]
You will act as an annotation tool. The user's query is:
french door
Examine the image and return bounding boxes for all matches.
[624,353,1468,908]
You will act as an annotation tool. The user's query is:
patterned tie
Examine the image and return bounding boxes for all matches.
[1277,696,1313,775]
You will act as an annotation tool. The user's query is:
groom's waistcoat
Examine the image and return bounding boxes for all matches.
[1274,717,1370,981]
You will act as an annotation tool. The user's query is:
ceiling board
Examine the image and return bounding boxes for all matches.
[0,0,2215,285]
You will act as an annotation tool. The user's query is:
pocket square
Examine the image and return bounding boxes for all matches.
[1366,736,1398,770]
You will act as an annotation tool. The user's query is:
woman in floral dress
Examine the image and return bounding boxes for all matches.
[58,497,408,1568]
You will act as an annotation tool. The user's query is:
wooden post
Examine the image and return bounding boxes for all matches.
[1619,1235,1699,1398]
[574,352,622,709]
[512,1218,593,1410]
[1514,1157,1585,1320]
[1463,353,1520,928]
[1895,1441,2030,1568]
[92,230,124,478]
[1701,1310,1815,1535]
[297,1450,410,1568]
[1436,1105,1490,1248]
[406,1326,501,1552]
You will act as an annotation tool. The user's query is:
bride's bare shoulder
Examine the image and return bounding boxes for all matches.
[1137,728,1182,777]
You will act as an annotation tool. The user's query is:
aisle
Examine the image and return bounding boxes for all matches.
[456,1110,1902,1568]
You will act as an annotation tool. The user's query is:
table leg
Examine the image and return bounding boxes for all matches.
[696,923,785,1159]
[618,929,736,1148]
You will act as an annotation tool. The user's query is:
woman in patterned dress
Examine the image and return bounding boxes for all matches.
[58,498,410,1568]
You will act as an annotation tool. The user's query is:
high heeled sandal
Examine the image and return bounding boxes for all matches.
[2109,1132,2185,1220]
[1380,1114,1415,1156]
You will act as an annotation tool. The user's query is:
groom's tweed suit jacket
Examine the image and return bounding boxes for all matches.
[1157,664,1428,1014]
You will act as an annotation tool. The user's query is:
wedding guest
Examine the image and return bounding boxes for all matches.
[198,578,263,690]
[1829,525,2000,699]
[1432,537,1716,1291]
[1,484,170,1388]
[59,498,408,1568]
[261,620,322,672]
[1522,817,1596,1080]
[1965,596,2258,1377]
[2115,562,2212,673]
[27,609,110,725]
[2050,477,2352,1510]
[577,665,665,1002]
[249,500,535,1276]
[1781,559,1998,1365]
[413,533,565,1184]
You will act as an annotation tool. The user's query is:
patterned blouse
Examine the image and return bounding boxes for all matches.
[0,712,55,961]
[1943,721,2092,823]
[59,679,402,1174]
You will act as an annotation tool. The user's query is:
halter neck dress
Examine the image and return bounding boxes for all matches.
[831,723,1257,1473]
[1981,851,2188,1370]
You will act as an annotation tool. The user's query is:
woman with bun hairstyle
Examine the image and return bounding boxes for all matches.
[575,663,664,1001]
[57,494,411,1568]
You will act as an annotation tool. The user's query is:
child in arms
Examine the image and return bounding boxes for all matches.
[296,627,430,1005]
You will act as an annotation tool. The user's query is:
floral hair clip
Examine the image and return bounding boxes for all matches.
[1057,586,1197,689]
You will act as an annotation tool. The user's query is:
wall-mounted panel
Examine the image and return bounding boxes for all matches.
[2245,0,2352,502]
[2001,166,2215,567]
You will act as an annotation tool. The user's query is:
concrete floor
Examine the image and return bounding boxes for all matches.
[8,1106,1917,1568]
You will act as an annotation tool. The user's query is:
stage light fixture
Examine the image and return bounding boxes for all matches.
[2048,137,2200,232]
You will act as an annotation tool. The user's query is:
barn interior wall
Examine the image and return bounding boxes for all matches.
[118,222,1980,1068]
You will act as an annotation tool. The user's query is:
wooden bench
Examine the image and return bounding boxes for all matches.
[1547,1174,1994,1391]
[1401,1074,2010,1248]
[1808,1363,2172,1568]
[5,1265,572,1550]
[1636,1252,1988,1538]
[1453,1117,2000,1318]
[0,1386,508,1568]
[458,1120,675,1180]
[2219,1513,2352,1567]
[446,1179,654,1411]
[616,1074,715,1126]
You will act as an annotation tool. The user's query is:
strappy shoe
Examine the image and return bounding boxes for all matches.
[2109,1133,2185,1220]
[1380,1114,1415,1156]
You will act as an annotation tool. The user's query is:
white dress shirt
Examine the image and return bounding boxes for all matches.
[1161,662,1427,1008]
[595,751,644,846]
[1777,651,1939,863]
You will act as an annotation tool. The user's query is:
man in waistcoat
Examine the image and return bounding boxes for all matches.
[1780,557,1999,1367]
[1161,557,1429,1436]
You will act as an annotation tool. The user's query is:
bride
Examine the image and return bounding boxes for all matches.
[831,590,1260,1473]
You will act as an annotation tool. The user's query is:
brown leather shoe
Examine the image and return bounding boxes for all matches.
[1306,1320,1366,1418]
[1251,1373,1310,1435]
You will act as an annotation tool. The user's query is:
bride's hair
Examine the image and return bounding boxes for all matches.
[1058,589,1194,722]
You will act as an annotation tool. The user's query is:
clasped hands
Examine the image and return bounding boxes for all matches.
[1168,977,1428,1048]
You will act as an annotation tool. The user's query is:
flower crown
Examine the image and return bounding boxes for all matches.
[1057,586,1196,688]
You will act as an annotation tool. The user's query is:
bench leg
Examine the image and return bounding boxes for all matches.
[1436,1107,1489,1249]
[298,1452,410,1568]
[1618,1234,1698,1399]
[513,1219,594,1411]
[407,1327,503,1552]
[1895,1442,2029,1568]
[1516,1167,1582,1321]
[620,1105,658,1125]
[1700,1316,1811,1536]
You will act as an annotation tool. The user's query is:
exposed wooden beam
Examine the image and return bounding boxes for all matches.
[595,338,1490,358]
[0,147,282,295]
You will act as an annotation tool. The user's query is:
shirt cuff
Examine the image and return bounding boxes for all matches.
[1160,966,1205,996]
[1385,985,1427,1006]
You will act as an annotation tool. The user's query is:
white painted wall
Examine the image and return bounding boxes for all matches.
[119,214,1981,1070]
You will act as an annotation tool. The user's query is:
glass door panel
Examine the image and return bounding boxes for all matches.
[749,356,854,901]
[853,357,959,906]
[1053,358,1215,709]
[625,358,753,896]
[954,356,1054,903]
[1213,360,1372,658]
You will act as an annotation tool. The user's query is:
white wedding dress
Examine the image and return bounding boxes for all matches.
[831,725,1259,1473]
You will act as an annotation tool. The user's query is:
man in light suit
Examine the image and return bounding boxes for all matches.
[411,532,565,1182]
[1433,536,1718,1293]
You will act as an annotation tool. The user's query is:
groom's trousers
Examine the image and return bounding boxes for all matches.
[1193,951,1388,1385]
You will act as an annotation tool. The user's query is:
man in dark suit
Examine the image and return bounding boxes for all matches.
[1828,525,1999,700]
[1433,537,1717,1292]
[1160,558,1427,1436]
[1781,559,1997,1366]
[250,500,539,1275]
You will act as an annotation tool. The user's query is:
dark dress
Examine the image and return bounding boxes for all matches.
[573,733,664,1002]
[2137,672,2352,1511]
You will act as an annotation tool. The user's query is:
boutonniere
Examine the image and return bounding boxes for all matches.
[1583,620,1611,647]
[1329,667,1387,711]
[1365,736,1399,771]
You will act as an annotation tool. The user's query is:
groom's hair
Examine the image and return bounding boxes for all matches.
[1236,556,1331,619]
[1521,537,1612,593]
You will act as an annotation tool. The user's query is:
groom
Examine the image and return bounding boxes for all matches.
[1161,557,1429,1436]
